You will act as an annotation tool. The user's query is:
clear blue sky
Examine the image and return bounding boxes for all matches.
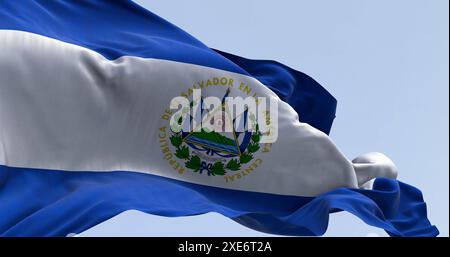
[80,0,449,236]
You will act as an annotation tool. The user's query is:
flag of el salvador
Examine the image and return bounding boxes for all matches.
[0,0,438,237]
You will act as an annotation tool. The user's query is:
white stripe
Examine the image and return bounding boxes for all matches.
[0,30,384,197]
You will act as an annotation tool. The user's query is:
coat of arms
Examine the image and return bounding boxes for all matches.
[169,88,262,176]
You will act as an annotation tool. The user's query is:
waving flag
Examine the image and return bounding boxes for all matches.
[0,0,438,237]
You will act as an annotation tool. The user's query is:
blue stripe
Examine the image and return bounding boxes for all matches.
[0,165,438,237]
[0,0,336,134]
